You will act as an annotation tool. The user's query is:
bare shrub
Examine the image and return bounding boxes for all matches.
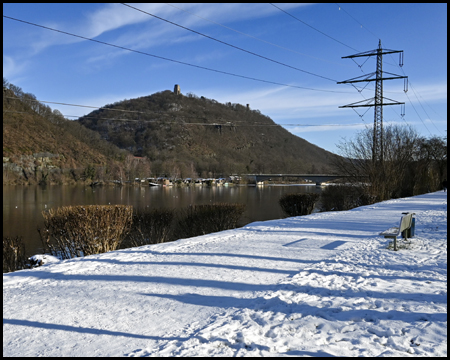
[174,203,246,239]
[320,185,377,211]
[3,236,28,273]
[122,208,175,248]
[279,193,320,217]
[38,205,133,259]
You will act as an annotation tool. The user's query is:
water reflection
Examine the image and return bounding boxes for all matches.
[3,184,321,257]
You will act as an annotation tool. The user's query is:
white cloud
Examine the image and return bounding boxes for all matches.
[289,123,368,133]
[195,85,353,120]
[407,82,447,103]
[2,55,28,80]
[189,78,447,128]
[55,91,159,119]
[22,4,312,56]
[84,3,159,38]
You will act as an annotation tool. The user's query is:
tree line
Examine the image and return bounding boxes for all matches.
[333,124,447,201]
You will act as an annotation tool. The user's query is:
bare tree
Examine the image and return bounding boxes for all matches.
[413,136,447,193]
[124,154,137,181]
[334,124,420,200]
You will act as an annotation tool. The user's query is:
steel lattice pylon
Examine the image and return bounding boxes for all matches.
[374,40,383,162]
[337,40,407,163]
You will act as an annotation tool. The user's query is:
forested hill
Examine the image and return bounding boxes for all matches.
[3,79,128,185]
[77,90,339,178]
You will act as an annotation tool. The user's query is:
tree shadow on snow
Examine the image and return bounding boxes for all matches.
[3,318,192,341]
[140,292,447,324]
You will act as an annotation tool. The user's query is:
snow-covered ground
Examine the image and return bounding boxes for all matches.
[3,191,447,357]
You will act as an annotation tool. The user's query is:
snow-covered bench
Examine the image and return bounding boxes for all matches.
[379,212,415,251]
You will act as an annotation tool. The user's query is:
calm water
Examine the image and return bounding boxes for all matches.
[3,184,322,257]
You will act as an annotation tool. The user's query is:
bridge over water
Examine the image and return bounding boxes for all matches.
[242,174,356,186]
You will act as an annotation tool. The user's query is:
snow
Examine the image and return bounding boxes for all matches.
[3,191,447,357]
[28,254,61,266]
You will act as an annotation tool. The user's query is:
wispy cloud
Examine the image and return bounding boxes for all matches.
[17,4,312,56]
[197,85,353,120]
[289,123,368,133]
[407,82,447,103]
[53,91,160,119]
[188,80,447,130]
[83,3,158,38]
[3,55,21,78]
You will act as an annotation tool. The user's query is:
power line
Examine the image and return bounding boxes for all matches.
[408,81,445,136]
[3,96,370,128]
[266,4,397,97]
[269,3,359,52]
[408,81,446,122]
[335,3,379,41]
[334,4,445,136]
[338,40,408,163]
[334,3,396,68]
[4,96,156,115]
[7,95,360,125]
[121,3,340,83]
[2,14,354,94]
[333,6,412,129]
[3,109,370,128]
[404,91,433,136]
[386,44,445,136]
[164,3,352,68]
[393,60,445,136]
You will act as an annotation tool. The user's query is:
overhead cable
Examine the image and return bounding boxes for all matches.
[2,15,354,94]
[335,3,379,40]
[121,3,340,83]
[4,96,367,128]
[269,3,359,52]
[2,109,372,128]
[335,3,445,135]
[404,92,433,135]
[408,81,445,135]
[164,3,351,68]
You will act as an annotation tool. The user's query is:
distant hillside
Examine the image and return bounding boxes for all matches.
[77,90,339,178]
[3,80,128,185]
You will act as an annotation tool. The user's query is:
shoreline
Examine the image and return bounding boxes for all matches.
[4,191,447,357]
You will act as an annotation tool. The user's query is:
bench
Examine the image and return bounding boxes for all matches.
[380,212,415,251]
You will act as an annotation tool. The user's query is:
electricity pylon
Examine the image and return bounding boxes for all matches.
[338,40,407,163]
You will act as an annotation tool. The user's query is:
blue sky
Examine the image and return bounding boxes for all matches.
[3,3,447,154]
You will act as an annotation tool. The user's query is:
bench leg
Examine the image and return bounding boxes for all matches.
[394,236,397,251]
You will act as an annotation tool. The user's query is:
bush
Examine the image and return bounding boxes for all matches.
[174,203,246,239]
[122,208,175,248]
[279,193,320,217]
[3,236,29,273]
[38,205,133,259]
[320,185,377,212]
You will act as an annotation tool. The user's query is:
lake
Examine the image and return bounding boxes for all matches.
[3,184,322,257]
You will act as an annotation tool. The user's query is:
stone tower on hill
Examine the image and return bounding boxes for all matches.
[174,84,180,95]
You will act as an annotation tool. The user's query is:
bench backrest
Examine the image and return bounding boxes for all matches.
[399,213,413,233]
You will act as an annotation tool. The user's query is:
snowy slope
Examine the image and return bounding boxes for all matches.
[3,191,447,357]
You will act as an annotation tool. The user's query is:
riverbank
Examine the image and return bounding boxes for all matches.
[3,191,447,356]
[3,184,323,258]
